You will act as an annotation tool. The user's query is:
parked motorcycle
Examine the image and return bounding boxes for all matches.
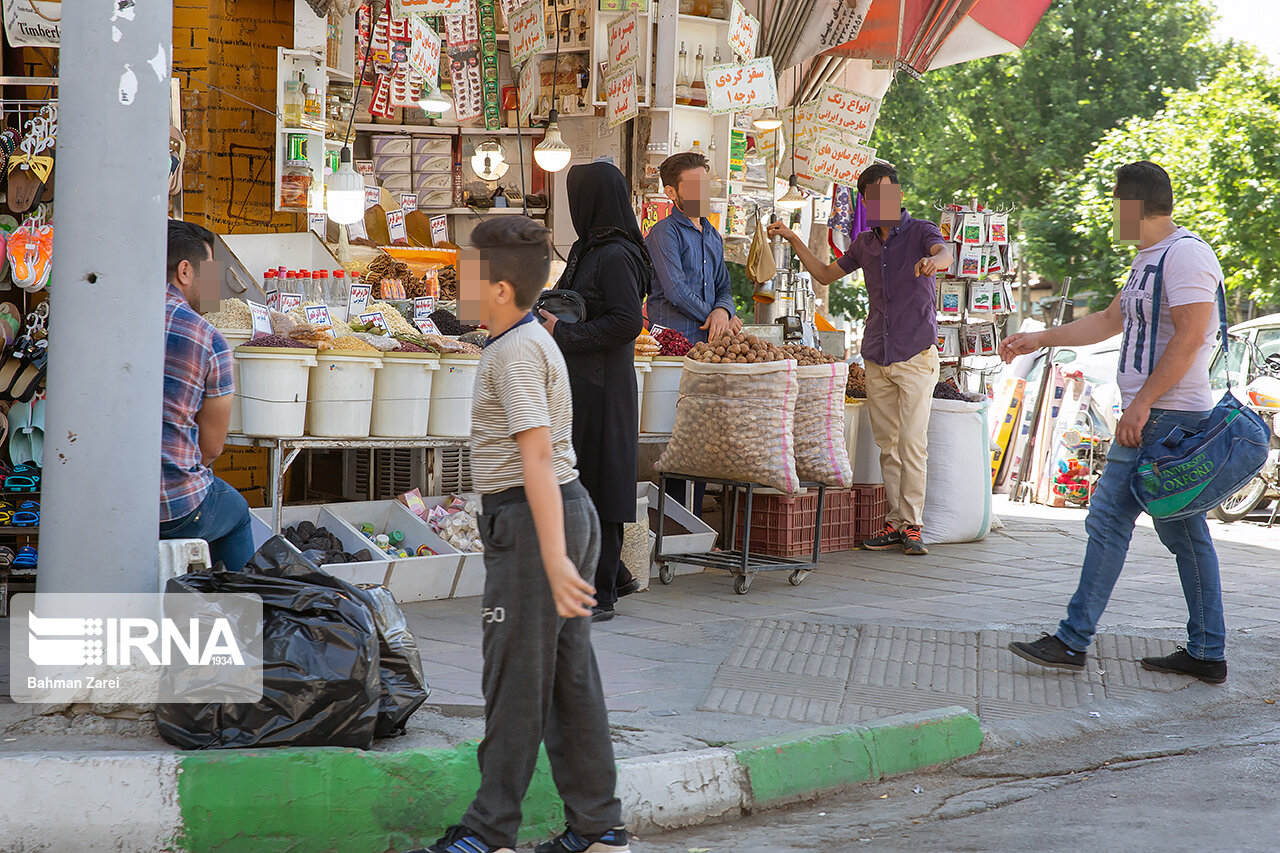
[1211,350,1280,523]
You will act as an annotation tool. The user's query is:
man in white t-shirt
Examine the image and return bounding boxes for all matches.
[999,161,1229,685]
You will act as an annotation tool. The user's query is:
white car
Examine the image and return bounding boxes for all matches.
[1210,312,1280,396]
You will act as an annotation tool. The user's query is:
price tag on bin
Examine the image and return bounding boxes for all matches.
[359,310,391,332]
[249,301,272,336]
[305,304,333,327]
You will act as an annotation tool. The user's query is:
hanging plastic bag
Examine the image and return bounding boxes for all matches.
[746,217,777,284]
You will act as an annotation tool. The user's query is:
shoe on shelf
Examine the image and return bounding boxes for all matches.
[535,826,631,853]
[902,525,928,555]
[1008,633,1086,671]
[1141,647,1227,685]
[591,606,616,623]
[412,824,513,853]
[860,523,902,551]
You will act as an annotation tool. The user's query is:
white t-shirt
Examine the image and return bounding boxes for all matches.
[1116,227,1222,412]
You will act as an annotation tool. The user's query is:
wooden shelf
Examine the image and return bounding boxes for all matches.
[326,66,354,82]
[436,207,548,216]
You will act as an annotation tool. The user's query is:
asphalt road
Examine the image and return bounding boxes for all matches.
[642,700,1280,852]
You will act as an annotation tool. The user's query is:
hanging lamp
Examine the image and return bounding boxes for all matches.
[418,83,453,114]
[327,0,380,223]
[753,109,783,131]
[533,13,572,172]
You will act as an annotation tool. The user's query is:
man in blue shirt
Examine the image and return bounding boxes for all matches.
[645,152,742,344]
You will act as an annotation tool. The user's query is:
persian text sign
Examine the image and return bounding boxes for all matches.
[706,56,777,116]
[813,83,881,141]
[518,53,538,125]
[728,0,759,61]
[606,63,637,128]
[408,15,442,83]
[607,12,639,72]
[509,0,547,67]
[809,135,877,186]
[781,99,821,149]
[394,0,471,15]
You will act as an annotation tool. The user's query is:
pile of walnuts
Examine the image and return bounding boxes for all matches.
[846,364,867,398]
[687,332,837,366]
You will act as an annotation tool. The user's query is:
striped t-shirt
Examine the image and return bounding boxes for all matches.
[469,314,578,494]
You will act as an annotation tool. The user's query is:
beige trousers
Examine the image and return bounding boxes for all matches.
[864,347,940,528]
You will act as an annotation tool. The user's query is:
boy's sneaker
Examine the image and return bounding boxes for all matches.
[861,523,902,550]
[1008,633,1086,671]
[591,606,616,623]
[1141,647,1228,685]
[417,824,513,853]
[535,826,630,853]
[902,525,928,556]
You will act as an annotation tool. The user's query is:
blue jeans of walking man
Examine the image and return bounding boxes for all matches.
[1056,408,1225,661]
[159,477,255,573]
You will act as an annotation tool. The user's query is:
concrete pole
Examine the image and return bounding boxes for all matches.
[39,2,173,593]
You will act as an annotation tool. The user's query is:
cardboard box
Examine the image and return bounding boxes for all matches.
[371,136,412,156]
[412,136,453,156]
[412,153,452,173]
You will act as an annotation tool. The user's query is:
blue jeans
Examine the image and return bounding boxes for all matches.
[1056,408,1225,661]
[160,477,255,573]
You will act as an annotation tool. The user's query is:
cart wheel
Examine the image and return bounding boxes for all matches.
[658,563,674,585]
[733,574,752,595]
[788,570,810,586]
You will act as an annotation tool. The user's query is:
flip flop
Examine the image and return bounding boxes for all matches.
[26,398,42,468]
[8,339,47,402]
[0,546,13,566]
[0,500,14,525]
[6,400,30,466]
[12,545,36,570]
[12,500,37,526]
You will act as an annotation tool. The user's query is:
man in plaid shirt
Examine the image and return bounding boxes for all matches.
[159,221,253,571]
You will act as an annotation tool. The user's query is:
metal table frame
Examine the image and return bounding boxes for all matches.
[226,433,675,534]
[654,473,826,595]
[225,435,469,533]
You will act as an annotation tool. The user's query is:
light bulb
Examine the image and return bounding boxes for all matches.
[470,140,507,177]
[753,109,783,131]
[775,174,807,211]
[533,110,572,172]
[418,85,453,114]
[325,147,366,225]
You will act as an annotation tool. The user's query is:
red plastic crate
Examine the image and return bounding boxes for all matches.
[733,488,863,557]
[851,483,888,546]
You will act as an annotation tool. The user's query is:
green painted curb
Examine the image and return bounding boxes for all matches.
[733,706,982,808]
[176,741,563,853]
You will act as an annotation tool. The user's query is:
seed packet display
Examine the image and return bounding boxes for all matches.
[989,212,1009,245]
[960,211,984,245]
[938,209,955,242]
[938,325,960,357]
[979,323,998,355]
[939,280,966,315]
[969,280,993,314]
[939,363,960,386]
[985,244,1004,277]
[964,326,982,356]
[958,243,983,278]
[989,280,1005,313]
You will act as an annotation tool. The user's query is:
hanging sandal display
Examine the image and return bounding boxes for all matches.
[7,105,56,215]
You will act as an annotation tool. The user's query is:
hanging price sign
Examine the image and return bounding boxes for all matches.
[813,83,881,141]
[517,52,538,126]
[509,0,546,67]
[791,142,832,195]
[705,56,777,116]
[408,15,442,83]
[808,135,877,186]
[781,99,821,149]
[605,63,637,129]
[728,0,759,61]
[607,12,638,71]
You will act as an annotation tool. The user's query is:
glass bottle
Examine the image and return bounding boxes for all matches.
[691,139,704,156]
[279,134,310,208]
[305,85,324,126]
[313,270,329,305]
[713,46,722,64]
[329,269,348,308]
[673,131,681,152]
[689,45,707,107]
[675,42,691,105]
[708,134,721,192]
[283,78,305,127]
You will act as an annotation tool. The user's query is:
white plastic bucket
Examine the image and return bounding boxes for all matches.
[640,356,684,434]
[308,351,383,438]
[235,346,318,438]
[429,354,482,436]
[221,330,252,433]
[372,351,440,437]
[634,358,651,430]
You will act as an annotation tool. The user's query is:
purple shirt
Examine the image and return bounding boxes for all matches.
[837,208,946,366]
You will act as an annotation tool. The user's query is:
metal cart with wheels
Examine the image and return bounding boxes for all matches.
[653,473,826,595]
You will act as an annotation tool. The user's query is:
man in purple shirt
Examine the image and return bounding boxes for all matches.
[769,164,951,555]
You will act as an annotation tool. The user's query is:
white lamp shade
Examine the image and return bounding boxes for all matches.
[418,86,453,113]
[753,110,783,131]
[775,176,807,211]
[325,158,366,225]
[534,123,572,172]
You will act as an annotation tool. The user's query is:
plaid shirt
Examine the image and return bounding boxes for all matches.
[162,283,234,522]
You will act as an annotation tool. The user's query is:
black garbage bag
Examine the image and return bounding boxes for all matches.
[155,537,382,749]
[360,585,429,737]
[250,537,429,737]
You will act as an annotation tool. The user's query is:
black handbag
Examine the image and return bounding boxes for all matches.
[533,289,587,323]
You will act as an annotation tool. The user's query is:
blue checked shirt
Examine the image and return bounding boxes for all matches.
[162,283,234,523]
[644,211,736,344]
